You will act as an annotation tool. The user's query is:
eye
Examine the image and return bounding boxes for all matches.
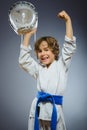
[38,49,42,53]
[45,48,49,51]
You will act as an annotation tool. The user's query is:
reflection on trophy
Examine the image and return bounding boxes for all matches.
[8,1,38,41]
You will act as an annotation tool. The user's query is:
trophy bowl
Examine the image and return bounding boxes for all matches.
[8,1,38,35]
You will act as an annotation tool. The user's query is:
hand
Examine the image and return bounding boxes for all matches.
[24,28,37,38]
[58,10,70,22]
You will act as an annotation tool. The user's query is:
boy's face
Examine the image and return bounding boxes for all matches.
[37,41,55,67]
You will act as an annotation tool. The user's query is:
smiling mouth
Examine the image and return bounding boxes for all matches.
[41,56,49,62]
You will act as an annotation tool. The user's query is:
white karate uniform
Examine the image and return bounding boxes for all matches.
[19,36,76,130]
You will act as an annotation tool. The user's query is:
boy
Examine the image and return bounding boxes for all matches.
[19,10,76,130]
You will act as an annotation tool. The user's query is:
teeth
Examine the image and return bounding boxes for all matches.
[42,57,48,60]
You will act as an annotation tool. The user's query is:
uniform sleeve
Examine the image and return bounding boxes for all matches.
[18,44,39,79]
[62,35,76,69]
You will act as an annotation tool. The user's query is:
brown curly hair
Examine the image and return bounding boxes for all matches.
[34,36,60,60]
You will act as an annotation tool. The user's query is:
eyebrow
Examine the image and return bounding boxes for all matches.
[44,47,49,49]
[40,47,49,50]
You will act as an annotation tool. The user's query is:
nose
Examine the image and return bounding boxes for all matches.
[41,50,46,56]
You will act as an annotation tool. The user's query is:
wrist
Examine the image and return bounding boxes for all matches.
[66,16,71,23]
[23,35,31,47]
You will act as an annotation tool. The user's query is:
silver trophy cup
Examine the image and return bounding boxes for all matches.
[8,1,38,41]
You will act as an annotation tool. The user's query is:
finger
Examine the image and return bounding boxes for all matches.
[58,14,65,19]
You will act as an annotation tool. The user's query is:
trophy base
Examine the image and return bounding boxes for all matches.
[18,28,32,35]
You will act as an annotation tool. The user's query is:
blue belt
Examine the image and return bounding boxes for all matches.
[34,91,63,130]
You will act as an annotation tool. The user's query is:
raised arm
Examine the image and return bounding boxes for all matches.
[19,29,39,79]
[57,10,76,68]
[58,10,73,40]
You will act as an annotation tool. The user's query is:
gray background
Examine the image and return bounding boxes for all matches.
[0,0,87,130]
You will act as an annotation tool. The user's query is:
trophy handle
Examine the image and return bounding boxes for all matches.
[21,35,24,44]
[34,32,36,42]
